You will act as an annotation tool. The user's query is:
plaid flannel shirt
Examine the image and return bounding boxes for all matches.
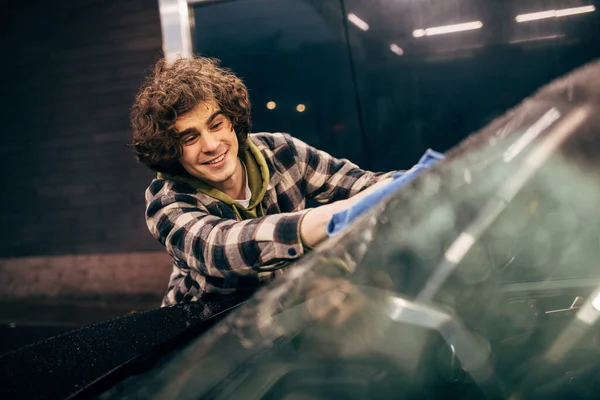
[145,133,393,307]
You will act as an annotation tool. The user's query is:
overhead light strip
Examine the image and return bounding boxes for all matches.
[389,43,404,56]
[347,13,370,31]
[413,21,483,37]
[516,5,595,22]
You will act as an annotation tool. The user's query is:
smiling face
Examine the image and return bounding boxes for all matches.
[175,101,244,195]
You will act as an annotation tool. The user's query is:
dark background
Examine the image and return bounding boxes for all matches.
[1,0,167,351]
[2,0,600,259]
[2,0,163,258]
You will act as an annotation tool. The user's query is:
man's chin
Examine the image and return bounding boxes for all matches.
[199,170,236,185]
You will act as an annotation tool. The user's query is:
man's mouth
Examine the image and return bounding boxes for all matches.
[203,151,227,165]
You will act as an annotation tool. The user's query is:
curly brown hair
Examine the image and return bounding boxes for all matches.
[130,57,251,175]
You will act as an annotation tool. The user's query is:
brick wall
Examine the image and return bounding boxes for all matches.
[2,0,163,258]
[1,0,169,309]
[0,252,171,302]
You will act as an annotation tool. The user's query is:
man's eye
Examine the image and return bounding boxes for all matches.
[182,134,198,145]
[211,122,223,130]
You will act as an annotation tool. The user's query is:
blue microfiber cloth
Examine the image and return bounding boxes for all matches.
[326,149,445,236]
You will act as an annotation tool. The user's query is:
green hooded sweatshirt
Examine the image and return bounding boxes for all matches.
[157,139,270,221]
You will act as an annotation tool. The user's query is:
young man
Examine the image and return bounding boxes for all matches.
[131,57,395,307]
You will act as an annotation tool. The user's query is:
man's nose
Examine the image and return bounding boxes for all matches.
[200,133,220,153]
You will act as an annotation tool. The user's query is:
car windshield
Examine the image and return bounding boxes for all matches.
[99,61,600,400]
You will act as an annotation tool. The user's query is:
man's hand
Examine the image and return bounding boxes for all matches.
[300,177,393,247]
[299,200,351,247]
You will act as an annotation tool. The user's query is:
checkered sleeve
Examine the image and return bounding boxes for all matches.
[287,135,396,203]
[145,180,310,278]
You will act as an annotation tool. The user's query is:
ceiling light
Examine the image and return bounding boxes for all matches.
[412,21,483,37]
[390,43,404,56]
[348,13,369,31]
[413,29,426,38]
[516,5,595,22]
